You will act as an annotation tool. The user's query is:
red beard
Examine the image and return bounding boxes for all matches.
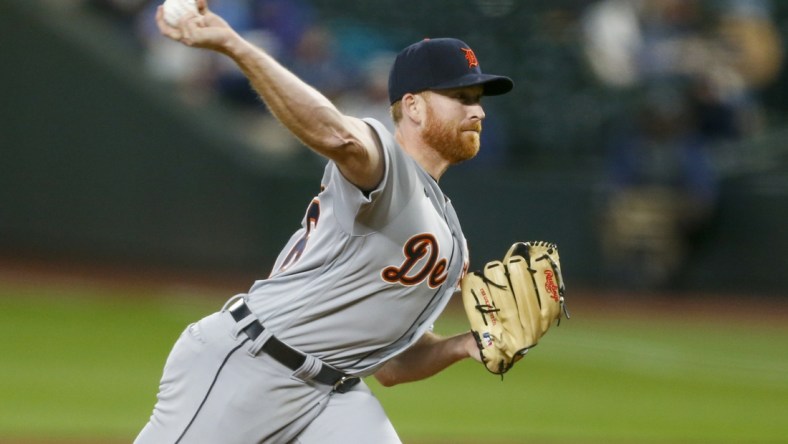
[422,106,481,164]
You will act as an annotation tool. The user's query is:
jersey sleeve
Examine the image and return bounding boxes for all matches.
[322,118,420,235]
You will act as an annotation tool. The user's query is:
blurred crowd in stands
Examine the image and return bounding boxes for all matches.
[582,0,784,288]
[80,0,785,289]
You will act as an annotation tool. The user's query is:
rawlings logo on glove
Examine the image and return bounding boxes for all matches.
[544,269,560,302]
[461,241,569,375]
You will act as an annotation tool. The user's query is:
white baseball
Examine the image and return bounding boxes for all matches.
[162,0,199,26]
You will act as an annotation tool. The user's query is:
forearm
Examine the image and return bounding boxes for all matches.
[374,331,477,387]
[157,3,352,155]
[157,4,382,188]
[223,38,352,154]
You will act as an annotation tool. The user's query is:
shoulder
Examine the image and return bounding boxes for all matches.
[360,118,410,174]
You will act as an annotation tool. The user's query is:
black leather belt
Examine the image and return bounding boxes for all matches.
[228,300,359,393]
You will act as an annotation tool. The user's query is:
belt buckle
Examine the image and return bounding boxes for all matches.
[332,376,359,394]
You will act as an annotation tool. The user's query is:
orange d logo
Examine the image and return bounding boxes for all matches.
[461,47,478,68]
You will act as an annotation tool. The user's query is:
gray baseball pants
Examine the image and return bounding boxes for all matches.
[134,308,401,443]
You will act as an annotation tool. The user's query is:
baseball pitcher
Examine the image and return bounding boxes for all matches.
[136,1,566,443]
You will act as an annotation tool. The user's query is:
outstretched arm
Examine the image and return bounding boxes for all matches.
[156,1,383,191]
[373,331,482,387]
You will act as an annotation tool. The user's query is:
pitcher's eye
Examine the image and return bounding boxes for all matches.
[456,92,482,105]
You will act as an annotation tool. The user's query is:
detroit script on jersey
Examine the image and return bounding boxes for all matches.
[244,118,469,375]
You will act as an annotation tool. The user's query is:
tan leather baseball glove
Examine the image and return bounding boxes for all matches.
[461,241,569,375]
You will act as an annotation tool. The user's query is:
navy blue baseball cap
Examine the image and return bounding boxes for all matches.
[388,38,514,104]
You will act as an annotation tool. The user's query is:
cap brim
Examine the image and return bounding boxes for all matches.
[431,73,514,96]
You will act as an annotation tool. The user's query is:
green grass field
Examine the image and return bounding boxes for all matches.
[1,272,786,443]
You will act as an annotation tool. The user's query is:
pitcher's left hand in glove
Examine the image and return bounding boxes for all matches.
[461,241,569,375]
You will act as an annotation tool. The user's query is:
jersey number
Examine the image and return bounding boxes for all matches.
[279,198,320,271]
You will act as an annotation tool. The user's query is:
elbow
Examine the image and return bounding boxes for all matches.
[326,137,362,159]
[322,129,364,160]
[310,107,360,153]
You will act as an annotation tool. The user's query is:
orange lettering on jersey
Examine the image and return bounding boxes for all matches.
[382,234,448,288]
[279,198,320,272]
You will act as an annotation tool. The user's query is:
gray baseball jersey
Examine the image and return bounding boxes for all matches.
[136,118,469,443]
[246,117,469,375]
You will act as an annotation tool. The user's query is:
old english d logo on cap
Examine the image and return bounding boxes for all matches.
[461,47,478,68]
[388,37,514,104]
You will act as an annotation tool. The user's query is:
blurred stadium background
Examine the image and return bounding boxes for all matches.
[1,0,787,442]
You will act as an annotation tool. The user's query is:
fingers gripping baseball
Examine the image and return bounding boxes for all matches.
[155,6,184,40]
[156,0,234,50]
